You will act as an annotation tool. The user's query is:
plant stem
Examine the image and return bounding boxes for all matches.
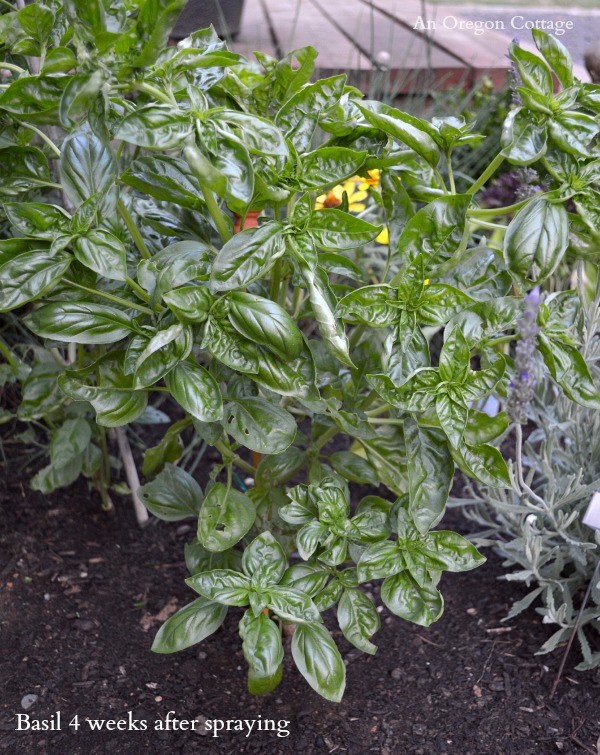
[367,417,403,425]
[200,184,232,243]
[471,218,508,232]
[314,424,338,451]
[469,198,530,218]
[117,198,151,260]
[18,122,61,158]
[135,81,173,105]
[446,151,456,194]
[365,402,391,416]
[0,338,17,368]
[467,153,504,196]
[125,275,152,304]
[433,167,448,195]
[214,440,256,476]
[97,425,114,513]
[0,62,25,74]
[65,279,154,315]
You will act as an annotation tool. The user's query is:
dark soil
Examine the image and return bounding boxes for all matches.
[1,454,599,755]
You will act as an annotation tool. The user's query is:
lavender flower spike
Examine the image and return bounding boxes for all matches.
[508,287,541,423]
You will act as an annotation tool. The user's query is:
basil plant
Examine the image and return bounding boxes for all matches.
[1,2,599,701]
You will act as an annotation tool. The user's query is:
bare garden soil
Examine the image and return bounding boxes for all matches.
[1,444,599,755]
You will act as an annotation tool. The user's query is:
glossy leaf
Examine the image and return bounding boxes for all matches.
[165,361,223,422]
[152,597,227,654]
[292,622,346,702]
[240,612,284,696]
[337,588,380,655]
[138,463,203,521]
[73,230,127,281]
[228,292,303,360]
[210,222,285,292]
[197,483,256,552]
[223,397,296,454]
[25,302,135,344]
[381,572,443,627]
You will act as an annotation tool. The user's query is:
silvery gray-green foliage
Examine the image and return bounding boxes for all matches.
[1,2,600,701]
[457,278,600,670]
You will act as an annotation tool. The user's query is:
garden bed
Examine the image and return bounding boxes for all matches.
[1,456,598,755]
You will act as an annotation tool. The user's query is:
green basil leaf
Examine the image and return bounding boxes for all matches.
[121,155,204,210]
[59,71,104,128]
[336,285,398,327]
[0,250,71,311]
[73,230,127,281]
[329,450,378,485]
[24,301,135,344]
[152,597,227,654]
[214,110,288,157]
[435,392,468,449]
[138,463,203,521]
[267,587,321,624]
[532,29,573,88]
[49,417,91,468]
[240,612,284,696]
[4,201,70,239]
[338,588,380,655]
[308,209,382,251]
[439,326,470,384]
[303,266,353,367]
[450,442,511,488]
[538,334,600,409]
[424,531,486,573]
[297,147,366,191]
[368,370,439,412]
[165,360,223,422]
[163,285,212,323]
[464,411,509,446]
[509,41,553,97]
[462,354,506,403]
[503,196,568,287]
[116,105,192,149]
[297,520,329,560]
[280,563,330,597]
[501,108,547,166]
[389,195,471,277]
[134,324,193,389]
[256,447,307,488]
[242,532,287,586]
[17,361,64,420]
[357,540,404,582]
[58,374,148,428]
[197,482,256,552]
[223,397,296,454]
[186,569,251,606]
[202,318,259,373]
[275,74,346,152]
[228,292,303,360]
[210,222,285,292]
[356,101,440,167]
[291,622,346,703]
[404,418,452,535]
[381,572,443,627]
[60,124,117,215]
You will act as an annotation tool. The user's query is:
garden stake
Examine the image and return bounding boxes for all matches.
[550,494,600,698]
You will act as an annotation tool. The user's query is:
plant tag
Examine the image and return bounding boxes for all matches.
[582,492,600,530]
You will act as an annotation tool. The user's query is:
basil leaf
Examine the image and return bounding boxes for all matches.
[337,285,398,327]
[0,250,71,311]
[138,463,204,521]
[228,292,303,360]
[425,531,486,573]
[267,587,321,624]
[381,572,443,627]
[163,285,212,323]
[197,482,256,553]
[308,209,382,251]
[117,105,192,149]
[24,301,136,344]
[504,196,568,287]
[337,588,380,655]
[186,569,251,606]
[152,597,227,654]
[223,397,296,454]
[240,612,284,696]
[165,361,223,422]
[73,230,127,281]
[357,101,440,167]
[297,147,366,191]
[292,623,346,703]
[357,540,404,582]
[242,531,287,586]
[435,392,468,449]
[404,419,452,535]
[450,442,511,488]
[210,222,285,292]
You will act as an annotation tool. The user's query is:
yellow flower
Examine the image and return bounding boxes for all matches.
[358,169,380,191]
[315,178,369,212]
[424,278,430,285]
[375,226,388,244]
